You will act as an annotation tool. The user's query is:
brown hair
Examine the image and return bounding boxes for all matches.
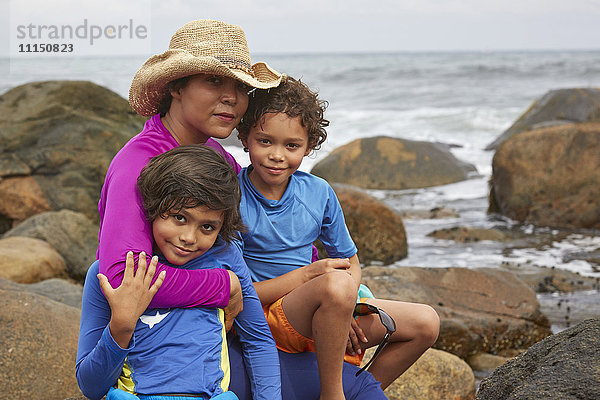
[137,145,245,243]
[237,76,329,151]
[156,76,191,116]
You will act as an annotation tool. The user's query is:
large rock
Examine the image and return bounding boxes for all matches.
[0,236,67,283]
[0,80,146,230]
[0,288,82,399]
[0,277,83,308]
[486,88,600,150]
[489,122,600,229]
[361,266,551,360]
[383,348,476,400]
[4,209,98,281]
[311,136,477,190]
[476,318,600,400]
[329,184,407,264]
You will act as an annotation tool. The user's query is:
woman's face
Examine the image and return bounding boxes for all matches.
[169,74,250,145]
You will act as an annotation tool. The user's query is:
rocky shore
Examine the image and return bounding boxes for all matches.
[0,81,598,399]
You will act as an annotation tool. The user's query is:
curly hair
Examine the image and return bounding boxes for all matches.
[237,75,329,151]
[137,145,245,244]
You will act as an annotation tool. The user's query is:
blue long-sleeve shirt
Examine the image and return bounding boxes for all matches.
[76,240,281,400]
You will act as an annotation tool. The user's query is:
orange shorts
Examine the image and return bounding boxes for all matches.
[263,297,365,366]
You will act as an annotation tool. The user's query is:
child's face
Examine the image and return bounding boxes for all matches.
[152,205,224,266]
[242,113,310,200]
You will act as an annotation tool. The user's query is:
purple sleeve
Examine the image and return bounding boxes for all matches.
[97,139,231,309]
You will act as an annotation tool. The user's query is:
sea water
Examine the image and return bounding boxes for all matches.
[2,50,600,277]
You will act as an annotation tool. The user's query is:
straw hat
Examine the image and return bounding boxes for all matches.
[129,19,282,116]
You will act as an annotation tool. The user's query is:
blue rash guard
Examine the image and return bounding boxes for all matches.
[238,167,357,282]
[76,239,281,400]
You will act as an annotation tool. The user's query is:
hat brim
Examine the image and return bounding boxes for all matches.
[129,49,282,116]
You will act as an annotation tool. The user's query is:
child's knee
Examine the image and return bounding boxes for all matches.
[418,304,440,346]
[319,271,357,308]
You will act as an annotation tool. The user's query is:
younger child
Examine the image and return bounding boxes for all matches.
[76,145,280,400]
[236,76,440,399]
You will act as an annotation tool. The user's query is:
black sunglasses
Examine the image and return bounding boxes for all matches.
[353,303,396,376]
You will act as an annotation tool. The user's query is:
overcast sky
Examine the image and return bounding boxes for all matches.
[3,0,600,56]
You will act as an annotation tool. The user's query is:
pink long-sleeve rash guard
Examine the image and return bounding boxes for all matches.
[97,114,241,308]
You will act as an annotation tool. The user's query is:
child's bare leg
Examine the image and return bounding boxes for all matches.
[282,270,357,400]
[358,299,440,389]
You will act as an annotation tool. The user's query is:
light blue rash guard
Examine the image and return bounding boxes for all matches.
[238,167,357,282]
[76,239,281,400]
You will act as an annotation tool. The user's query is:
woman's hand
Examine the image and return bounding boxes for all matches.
[346,318,368,356]
[98,251,165,348]
[303,258,351,282]
[224,270,243,331]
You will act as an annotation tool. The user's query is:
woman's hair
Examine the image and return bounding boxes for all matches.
[237,76,329,151]
[157,76,191,116]
[137,145,245,243]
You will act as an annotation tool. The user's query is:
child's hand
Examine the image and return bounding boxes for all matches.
[304,258,351,282]
[98,251,165,348]
[224,270,243,331]
[346,318,368,356]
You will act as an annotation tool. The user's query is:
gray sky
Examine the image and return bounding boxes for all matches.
[3,0,600,56]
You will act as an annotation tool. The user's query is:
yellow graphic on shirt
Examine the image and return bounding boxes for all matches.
[117,358,136,394]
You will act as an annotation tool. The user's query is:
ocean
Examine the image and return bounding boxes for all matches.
[2,50,600,278]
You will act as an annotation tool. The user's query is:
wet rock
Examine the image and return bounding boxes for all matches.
[476,318,600,400]
[500,262,599,293]
[0,277,83,308]
[427,226,509,243]
[0,80,146,230]
[0,288,82,399]
[382,348,476,400]
[400,206,459,219]
[361,266,551,360]
[325,184,407,264]
[489,122,600,229]
[3,209,98,281]
[311,136,477,190]
[486,88,600,150]
[0,236,67,283]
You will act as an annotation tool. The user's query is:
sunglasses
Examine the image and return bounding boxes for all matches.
[353,303,396,376]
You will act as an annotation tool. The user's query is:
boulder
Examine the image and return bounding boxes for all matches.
[0,277,83,308]
[327,184,407,264]
[476,318,600,400]
[383,348,476,400]
[311,136,477,190]
[486,88,600,150]
[4,209,98,281]
[427,226,509,243]
[489,122,600,229]
[0,288,82,399]
[0,80,146,231]
[0,236,67,283]
[361,266,551,360]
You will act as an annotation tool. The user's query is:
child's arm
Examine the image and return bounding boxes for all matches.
[228,249,282,400]
[75,254,164,400]
[253,255,360,306]
[98,251,165,348]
